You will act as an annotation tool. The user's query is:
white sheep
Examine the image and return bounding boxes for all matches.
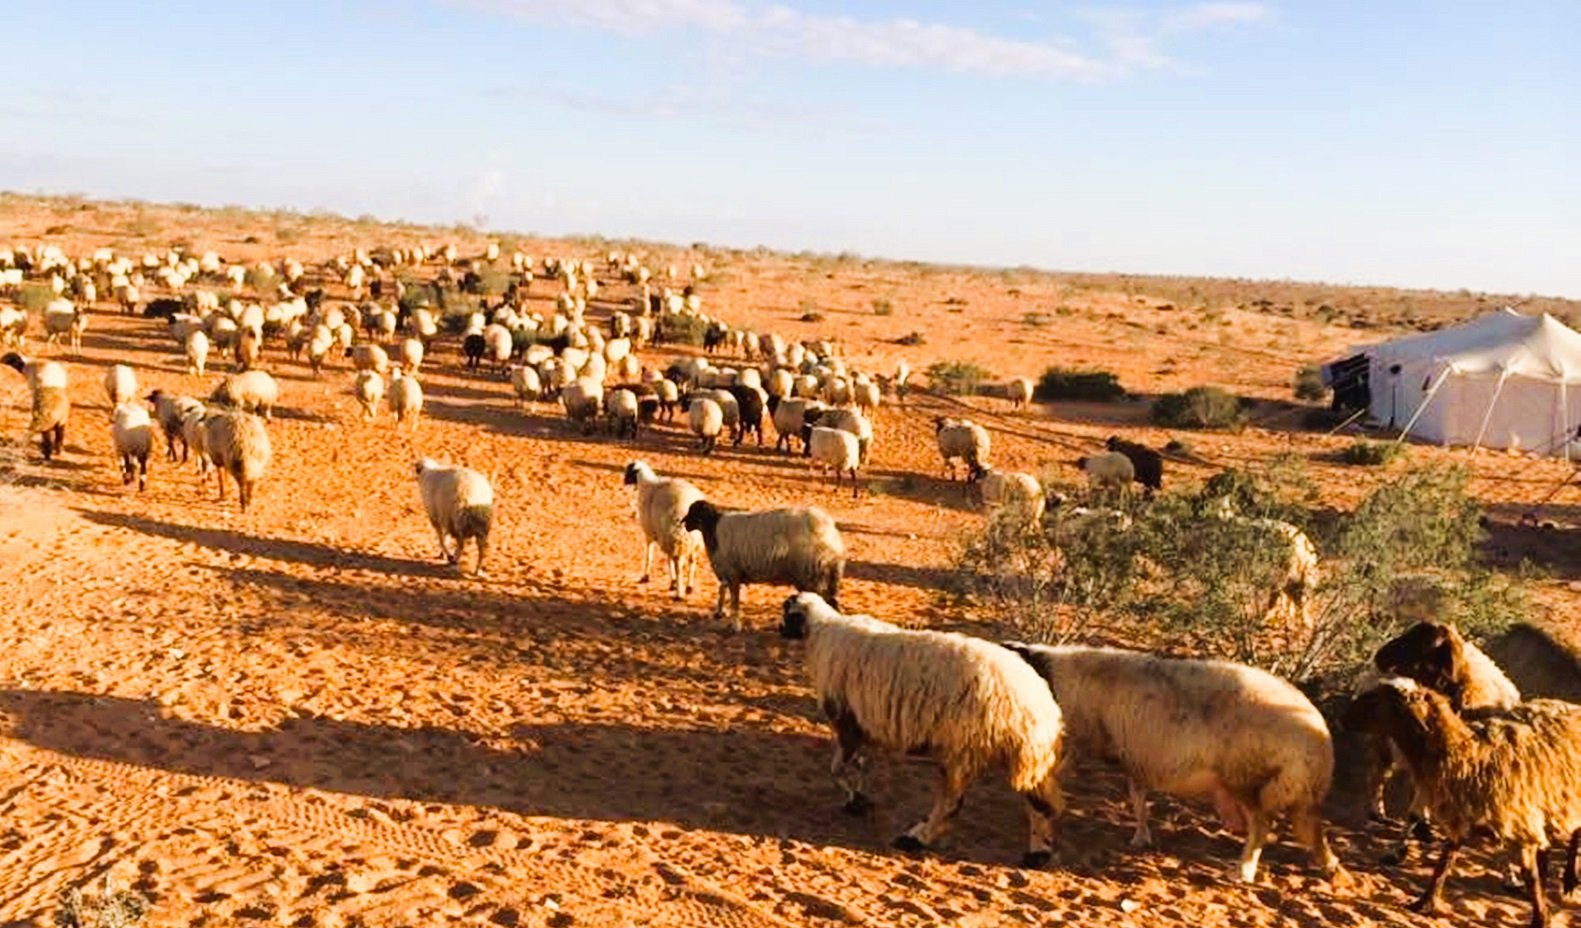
[509,364,542,407]
[210,370,279,419]
[1003,642,1344,884]
[111,403,153,491]
[388,367,423,432]
[782,594,1064,866]
[606,388,640,440]
[934,417,991,481]
[621,461,705,601]
[103,364,138,411]
[1077,451,1135,494]
[1209,498,1320,627]
[200,409,271,512]
[978,469,1045,526]
[186,329,210,377]
[688,396,724,455]
[808,426,861,497]
[353,370,384,421]
[560,377,604,434]
[400,336,424,372]
[414,458,494,576]
[681,500,845,631]
[1007,377,1033,410]
[348,343,389,374]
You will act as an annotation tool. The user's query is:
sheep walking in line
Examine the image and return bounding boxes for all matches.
[147,390,204,462]
[681,500,844,631]
[111,403,152,491]
[1003,642,1344,884]
[200,409,271,512]
[388,367,423,431]
[210,370,279,420]
[415,458,494,576]
[1345,679,1581,928]
[689,396,724,455]
[186,329,209,377]
[353,370,384,421]
[622,461,704,601]
[808,425,862,498]
[781,594,1065,866]
[103,364,138,412]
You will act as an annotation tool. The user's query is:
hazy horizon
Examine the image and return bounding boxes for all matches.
[5,1,1576,297]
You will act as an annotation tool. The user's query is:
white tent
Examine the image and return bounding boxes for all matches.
[1350,309,1581,456]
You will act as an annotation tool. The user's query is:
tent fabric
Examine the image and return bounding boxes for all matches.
[1347,309,1581,455]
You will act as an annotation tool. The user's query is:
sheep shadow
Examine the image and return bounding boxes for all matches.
[865,469,981,513]
[845,559,959,593]
[75,508,455,578]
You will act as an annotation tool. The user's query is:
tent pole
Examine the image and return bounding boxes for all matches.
[1469,370,1510,455]
[1562,382,1570,462]
[1394,368,1450,447]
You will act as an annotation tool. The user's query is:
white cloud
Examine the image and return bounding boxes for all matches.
[451,1,1266,80]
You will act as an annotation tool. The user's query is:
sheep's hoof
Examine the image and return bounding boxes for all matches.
[842,794,873,817]
[1408,896,1446,917]
[637,575,651,585]
[891,834,928,854]
[1129,832,1154,849]
[1020,850,1053,870]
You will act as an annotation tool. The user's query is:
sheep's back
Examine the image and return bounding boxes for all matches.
[712,509,843,584]
[637,478,703,557]
[1461,640,1522,710]
[1441,701,1581,843]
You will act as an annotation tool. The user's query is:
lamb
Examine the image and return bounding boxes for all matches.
[781,594,1064,866]
[210,370,279,419]
[388,367,423,431]
[1076,451,1135,494]
[1003,642,1343,884]
[1209,498,1320,627]
[681,500,845,631]
[1006,377,1033,410]
[978,469,1045,526]
[103,364,138,411]
[1344,679,1581,928]
[688,396,724,455]
[186,329,210,377]
[200,409,271,512]
[621,461,705,601]
[808,426,862,497]
[353,370,384,420]
[934,417,991,482]
[414,458,494,576]
[1105,436,1163,493]
[147,390,204,462]
[111,403,152,491]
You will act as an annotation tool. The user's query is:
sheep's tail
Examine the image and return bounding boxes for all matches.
[455,504,493,542]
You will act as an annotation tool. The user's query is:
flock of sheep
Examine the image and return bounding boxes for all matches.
[2,238,1579,928]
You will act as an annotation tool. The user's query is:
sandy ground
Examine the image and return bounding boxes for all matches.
[0,200,1578,926]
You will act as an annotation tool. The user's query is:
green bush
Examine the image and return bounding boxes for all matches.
[16,282,54,312]
[1293,365,1327,402]
[1341,440,1404,466]
[1034,367,1126,403]
[1150,386,1245,430]
[660,313,708,346]
[926,360,992,396]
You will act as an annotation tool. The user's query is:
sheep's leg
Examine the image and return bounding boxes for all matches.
[1020,775,1064,868]
[828,708,871,815]
[1521,844,1549,928]
[474,535,489,577]
[1127,781,1154,848]
[712,581,729,623]
[1564,829,1580,897]
[434,526,454,564]
[895,766,969,852]
[239,478,252,513]
[1234,806,1269,883]
[729,583,742,633]
[639,541,654,585]
[1411,838,1461,917]
[1292,806,1344,880]
[137,454,147,492]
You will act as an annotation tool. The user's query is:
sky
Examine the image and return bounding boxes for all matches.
[3,1,1577,296]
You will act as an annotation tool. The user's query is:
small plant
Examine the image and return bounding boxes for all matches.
[1022,312,1051,327]
[926,360,992,396]
[1034,367,1126,403]
[872,298,894,316]
[800,311,824,323]
[659,312,708,346]
[1150,386,1246,430]
[896,331,927,346]
[1293,365,1328,402]
[17,282,55,312]
[54,877,149,928]
[1341,440,1404,466]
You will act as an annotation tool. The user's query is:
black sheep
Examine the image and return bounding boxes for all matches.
[1105,436,1163,493]
[462,332,486,370]
[725,384,765,446]
[142,297,185,320]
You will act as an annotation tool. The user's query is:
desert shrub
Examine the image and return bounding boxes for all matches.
[1293,365,1327,401]
[1149,386,1245,430]
[1341,440,1404,466]
[896,331,926,346]
[55,878,148,928]
[244,267,279,294]
[954,461,1523,681]
[800,311,824,323]
[926,360,992,396]
[659,313,708,346]
[398,281,434,314]
[1022,311,1051,327]
[872,299,894,316]
[438,292,481,333]
[16,283,54,312]
[1034,367,1126,403]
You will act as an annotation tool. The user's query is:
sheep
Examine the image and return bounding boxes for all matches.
[200,409,271,512]
[1343,679,1581,928]
[808,426,862,497]
[182,405,212,483]
[769,396,825,454]
[42,298,79,352]
[605,388,641,440]
[414,458,494,576]
[111,403,152,491]
[725,384,766,446]
[1208,498,1321,627]
[934,417,990,482]
[353,370,384,421]
[653,377,680,422]
[1006,377,1033,410]
[681,500,844,631]
[688,396,724,455]
[233,325,261,371]
[462,332,487,370]
[484,323,513,373]
[978,469,1045,526]
[400,336,424,372]
[103,364,138,411]
[803,406,872,465]
[2,353,67,391]
[1003,642,1343,884]
[0,306,25,348]
[781,593,1064,866]
[27,386,70,461]
[186,329,210,377]
[621,461,705,601]
[560,377,603,434]
[1076,451,1135,494]
[388,367,423,431]
[348,343,389,374]
[147,390,204,462]
[210,370,279,419]
[1105,436,1163,494]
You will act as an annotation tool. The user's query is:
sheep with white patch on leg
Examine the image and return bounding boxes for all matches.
[781,593,1065,867]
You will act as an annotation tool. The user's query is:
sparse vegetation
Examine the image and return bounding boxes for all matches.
[872,298,894,316]
[16,282,55,312]
[1034,367,1126,403]
[54,878,148,928]
[660,312,709,346]
[1022,311,1051,327]
[1149,386,1246,430]
[1293,365,1327,402]
[799,311,824,323]
[1340,439,1405,466]
[896,331,927,346]
[926,360,992,396]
